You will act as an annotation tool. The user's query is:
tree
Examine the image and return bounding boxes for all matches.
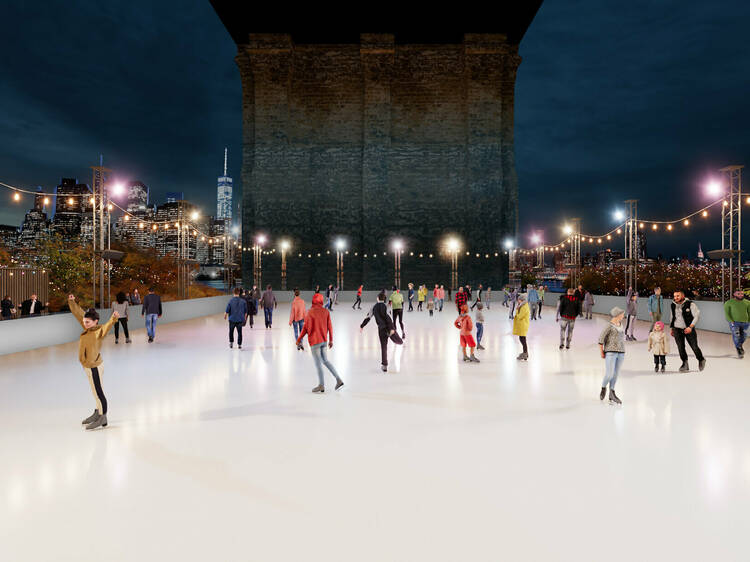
[37,235,93,310]
[0,242,11,267]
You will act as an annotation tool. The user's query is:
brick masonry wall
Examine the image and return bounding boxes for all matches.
[237,33,519,291]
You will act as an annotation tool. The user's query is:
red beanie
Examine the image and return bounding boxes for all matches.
[312,293,324,306]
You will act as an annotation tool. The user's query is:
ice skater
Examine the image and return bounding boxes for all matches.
[427,298,435,317]
[724,289,750,357]
[407,283,415,312]
[360,291,403,372]
[536,286,544,318]
[352,285,363,310]
[598,306,626,405]
[289,288,306,346]
[68,295,118,430]
[224,287,248,349]
[508,287,518,319]
[647,321,669,372]
[583,290,595,319]
[296,293,344,393]
[455,286,468,314]
[261,284,277,328]
[141,286,162,343]
[455,304,480,363]
[625,287,638,340]
[470,284,483,310]
[513,293,530,360]
[527,285,539,320]
[475,302,485,350]
[670,290,706,372]
[485,287,492,309]
[112,291,131,344]
[389,286,406,338]
[556,288,578,349]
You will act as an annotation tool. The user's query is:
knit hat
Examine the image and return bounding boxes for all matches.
[610,306,624,317]
[654,321,664,330]
[517,293,526,302]
[312,293,324,306]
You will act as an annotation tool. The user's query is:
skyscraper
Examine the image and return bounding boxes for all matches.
[125,181,149,213]
[216,148,232,223]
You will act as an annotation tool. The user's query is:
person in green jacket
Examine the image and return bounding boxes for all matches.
[389,286,406,339]
[724,289,750,357]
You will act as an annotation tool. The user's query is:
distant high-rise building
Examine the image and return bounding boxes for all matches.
[166,192,184,203]
[0,224,19,250]
[17,188,49,250]
[697,242,704,260]
[154,201,199,259]
[125,181,149,213]
[51,178,91,240]
[216,148,233,223]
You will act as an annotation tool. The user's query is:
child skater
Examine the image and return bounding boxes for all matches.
[68,295,118,430]
[454,304,480,363]
[296,292,344,393]
[427,298,435,317]
[647,321,669,372]
[599,306,626,405]
[475,302,485,350]
[513,293,530,360]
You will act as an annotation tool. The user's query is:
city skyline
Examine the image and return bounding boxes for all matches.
[1,1,749,258]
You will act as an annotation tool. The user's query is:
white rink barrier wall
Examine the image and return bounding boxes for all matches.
[1,290,734,356]
[542,291,732,335]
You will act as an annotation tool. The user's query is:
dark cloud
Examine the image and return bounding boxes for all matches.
[0,0,240,225]
[515,0,750,255]
[1,1,748,258]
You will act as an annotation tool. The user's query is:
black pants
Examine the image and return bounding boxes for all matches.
[392,308,404,333]
[229,321,243,345]
[408,297,414,311]
[353,295,361,309]
[86,366,107,415]
[470,298,480,310]
[673,328,705,362]
[519,336,528,354]
[417,301,423,311]
[653,354,666,366]
[114,318,129,339]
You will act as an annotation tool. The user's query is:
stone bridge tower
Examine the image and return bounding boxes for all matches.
[209,11,542,290]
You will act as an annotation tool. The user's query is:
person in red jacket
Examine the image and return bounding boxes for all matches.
[352,284,363,310]
[296,293,344,393]
[454,304,480,363]
[455,286,468,313]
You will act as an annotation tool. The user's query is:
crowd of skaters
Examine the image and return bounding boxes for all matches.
[58,277,749,430]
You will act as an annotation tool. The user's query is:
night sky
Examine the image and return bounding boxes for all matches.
[2,1,749,258]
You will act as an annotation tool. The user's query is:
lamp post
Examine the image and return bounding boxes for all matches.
[392,239,403,289]
[532,234,544,270]
[447,238,460,290]
[280,240,290,290]
[253,234,266,288]
[335,238,345,290]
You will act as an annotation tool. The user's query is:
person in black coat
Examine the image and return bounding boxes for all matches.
[20,294,47,316]
[360,291,403,372]
[1,295,16,319]
[241,289,257,328]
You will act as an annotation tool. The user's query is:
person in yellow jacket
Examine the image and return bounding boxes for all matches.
[513,293,530,361]
[68,295,118,430]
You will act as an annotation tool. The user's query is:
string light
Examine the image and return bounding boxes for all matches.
[667,224,673,231]
[684,219,690,226]
[13,192,20,201]
[702,211,708,217]
[43,197,49,205]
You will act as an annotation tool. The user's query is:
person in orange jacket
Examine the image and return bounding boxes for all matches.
[288,288,306,346]
[296,293,344,393]
[454,304,480,363]
[352,284,363,310]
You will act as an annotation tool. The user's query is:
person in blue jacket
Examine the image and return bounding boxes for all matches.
[224,287,248,349]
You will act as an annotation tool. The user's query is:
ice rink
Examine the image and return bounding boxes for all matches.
[1,301,749,561]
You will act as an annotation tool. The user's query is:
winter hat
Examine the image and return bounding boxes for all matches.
[517,293,527,302]
[610,306,625,317]
[654,321,665,330]
[312,293,324,306]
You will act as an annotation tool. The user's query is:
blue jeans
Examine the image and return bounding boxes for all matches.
[145,314,158,338]
[730,322,749,349]
[264,307,273,327]
[602,352,625,389]
[292,319,304,340]
[476,322,484,344]
[311,342,341,386]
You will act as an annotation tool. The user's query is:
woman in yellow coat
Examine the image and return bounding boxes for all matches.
[513,293,530,360]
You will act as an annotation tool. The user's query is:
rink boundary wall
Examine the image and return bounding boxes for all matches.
[0,291,733,356]
[541,292,732,335]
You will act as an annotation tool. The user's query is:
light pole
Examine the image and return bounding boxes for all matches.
[623,201,638,292]
[280,240,290,290]
[254,234,266,288]
[532,234,544,271]
[335,238,346,290]
[447,238,460,290]
[392,239,403,289]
